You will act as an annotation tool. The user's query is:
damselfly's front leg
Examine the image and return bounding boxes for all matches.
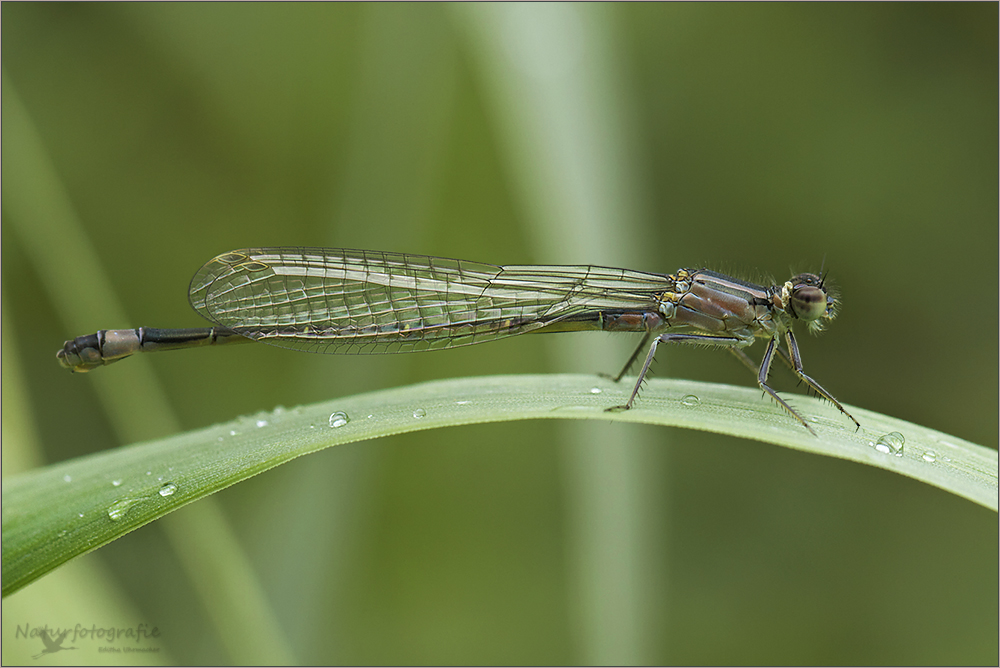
[782,330,860,430]
[755,335,860,435]
[729,346,819,428]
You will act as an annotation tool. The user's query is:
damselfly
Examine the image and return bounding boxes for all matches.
[57,247,859,434]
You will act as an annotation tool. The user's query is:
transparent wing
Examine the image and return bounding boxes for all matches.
[188,247,672,355]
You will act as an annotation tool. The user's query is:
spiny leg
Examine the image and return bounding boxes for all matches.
[606,334,661,412]
[605,331,853,435]
[755,336,818,435]
[601,332,651,382]
[606,332,748,412]
[784,331,860,430]
[732,343,798,378]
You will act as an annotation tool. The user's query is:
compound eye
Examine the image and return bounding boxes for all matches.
[790,285,827,321]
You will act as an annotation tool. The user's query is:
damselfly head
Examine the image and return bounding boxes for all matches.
[787,272,839,333]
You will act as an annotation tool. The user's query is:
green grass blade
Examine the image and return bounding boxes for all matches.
[3,374,996,597]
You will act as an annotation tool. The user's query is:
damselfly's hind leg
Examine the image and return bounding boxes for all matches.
[605,332,747,412]
[599,332,651,382]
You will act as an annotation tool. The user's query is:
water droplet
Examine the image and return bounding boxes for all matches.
[63,475,72,483]
[413,408,427,419]
[255,419,269,428]
[108,498,143,521]
[158,482,177,498]
[455,400,470,405]
[873,431,905,457]
[681,394,701,407]
[328,411,350,428]
[229,430,237,436]
[112,479,123,487]
[590,387,602,394]
[922,451,937,463]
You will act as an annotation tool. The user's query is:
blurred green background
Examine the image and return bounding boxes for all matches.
[3,3,996,665]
